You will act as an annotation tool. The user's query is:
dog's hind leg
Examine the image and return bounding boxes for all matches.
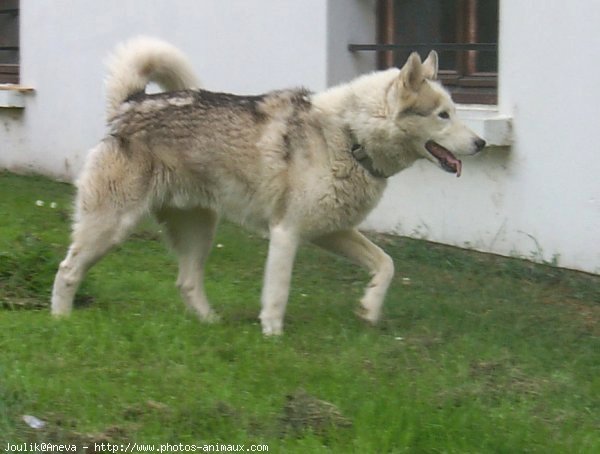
[259,224,300,335]
[158,207,219,322]
[312,229,394,324]
[51,206,145,317]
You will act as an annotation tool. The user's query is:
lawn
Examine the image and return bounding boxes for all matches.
[0,171,598,453]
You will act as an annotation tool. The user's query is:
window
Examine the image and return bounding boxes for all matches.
[351,0,499,104]
[0,0,19,84]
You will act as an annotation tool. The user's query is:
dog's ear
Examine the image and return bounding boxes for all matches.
[400,52,424,92]
[422,50,439,80]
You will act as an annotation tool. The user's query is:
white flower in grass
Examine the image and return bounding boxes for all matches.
[35,200,44,207]
[22,414,46,430]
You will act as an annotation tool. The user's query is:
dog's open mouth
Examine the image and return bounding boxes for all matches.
[425,140,462,177]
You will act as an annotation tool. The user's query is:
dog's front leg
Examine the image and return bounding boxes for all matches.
[259,224,300,335]
[313,229,394,324]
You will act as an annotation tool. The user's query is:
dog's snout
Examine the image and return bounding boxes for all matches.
[474,137,486,152]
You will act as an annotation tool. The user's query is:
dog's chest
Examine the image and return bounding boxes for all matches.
[292,169,386,234]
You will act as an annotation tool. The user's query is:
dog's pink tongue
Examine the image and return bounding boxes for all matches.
[425,141,462,177]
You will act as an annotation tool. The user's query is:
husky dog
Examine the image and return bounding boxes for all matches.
[51,37,485,335]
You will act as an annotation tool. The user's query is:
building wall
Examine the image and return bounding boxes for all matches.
[361,0,600,274]
[1,0,599,274]
[496,0,600,273]
[326,0,376,86]
[1,0,328,178]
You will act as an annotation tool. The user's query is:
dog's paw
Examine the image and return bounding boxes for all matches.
[354,305,380,325]
[200,311,221,324]
[51,305,72,318]
[51,312,72,319]
[261,318,284,336]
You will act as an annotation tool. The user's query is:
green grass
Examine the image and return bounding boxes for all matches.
[1,171,599,452]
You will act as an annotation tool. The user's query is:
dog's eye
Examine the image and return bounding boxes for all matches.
[438,111,450,120]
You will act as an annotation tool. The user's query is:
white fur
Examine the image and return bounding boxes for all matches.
[52,38,484,336]
[105,36,201,119]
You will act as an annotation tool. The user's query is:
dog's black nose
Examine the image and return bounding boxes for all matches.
[474,138,486,152]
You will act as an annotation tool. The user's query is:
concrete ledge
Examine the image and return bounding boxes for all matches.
[0,85,34,108]
[457,104,513,147]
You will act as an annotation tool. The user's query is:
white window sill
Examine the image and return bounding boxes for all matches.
[456,104,512,147]
[0,85,34,108]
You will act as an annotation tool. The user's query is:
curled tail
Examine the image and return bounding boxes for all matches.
[104,36,201,119]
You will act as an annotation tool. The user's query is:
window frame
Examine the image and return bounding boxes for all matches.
[375,0,498,105]
[0,0,19,85]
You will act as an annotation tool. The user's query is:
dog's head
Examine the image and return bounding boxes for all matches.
[375,51,485,177]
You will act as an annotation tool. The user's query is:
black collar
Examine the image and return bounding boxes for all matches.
[350,143,387,179]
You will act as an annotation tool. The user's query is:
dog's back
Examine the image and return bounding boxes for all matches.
[108,84,323,228]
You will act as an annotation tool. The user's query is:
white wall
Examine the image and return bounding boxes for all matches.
[326,0,376,86]
[1,0,599,274]
[1,0,328,179]
[363,0,600,274]
[497,1,600,273]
